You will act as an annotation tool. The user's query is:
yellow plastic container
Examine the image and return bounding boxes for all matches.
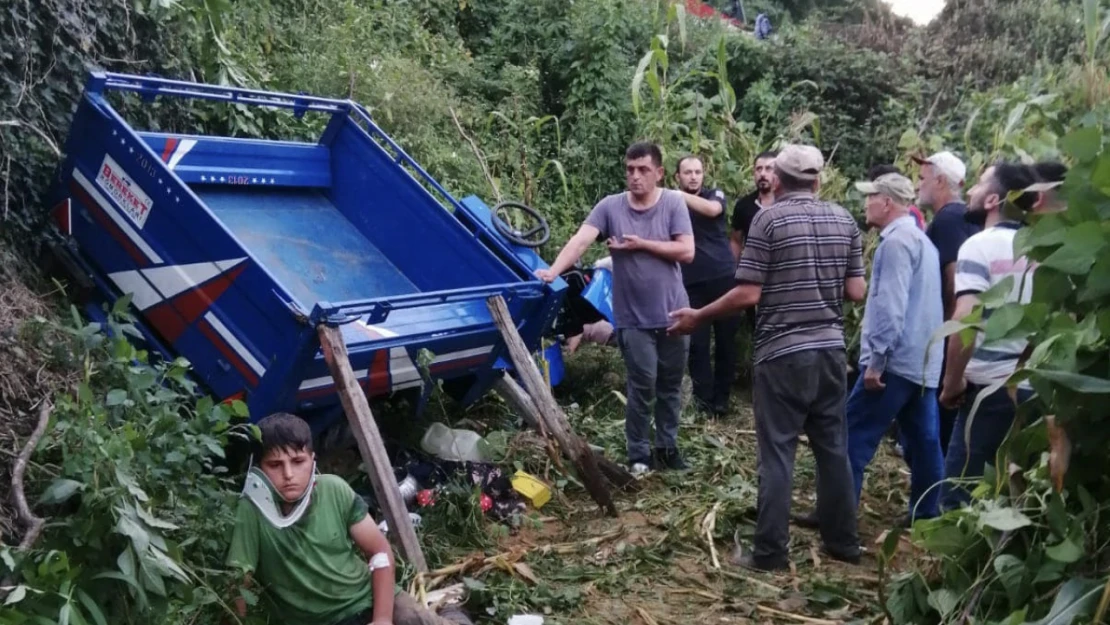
[511,471,552,509]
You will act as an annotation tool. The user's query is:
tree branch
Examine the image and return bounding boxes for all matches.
[448,107,500,202]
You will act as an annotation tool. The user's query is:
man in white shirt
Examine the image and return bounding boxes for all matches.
[937,161,1062,510]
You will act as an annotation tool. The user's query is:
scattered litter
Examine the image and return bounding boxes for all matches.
[378,512,422,534]
[511,471,551,509]
[421,423,488,462]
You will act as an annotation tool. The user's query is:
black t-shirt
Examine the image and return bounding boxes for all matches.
[682,187,734,285]
[925,201,980,269]
[731,191,765,239]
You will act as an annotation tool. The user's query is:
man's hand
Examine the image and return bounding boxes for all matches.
[667,307,702,335]
[534,268,557,283]
[863,367,886,391]
[607,234,645,251]
[939,377,967,410]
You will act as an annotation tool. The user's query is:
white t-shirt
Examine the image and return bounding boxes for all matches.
[953,223,1035,386]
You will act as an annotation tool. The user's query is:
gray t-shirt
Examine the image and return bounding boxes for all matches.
[584,189,693,329]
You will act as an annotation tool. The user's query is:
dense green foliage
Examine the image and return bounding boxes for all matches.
[3,0,1110,623]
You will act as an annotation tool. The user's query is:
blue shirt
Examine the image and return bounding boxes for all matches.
[860,215,945,388]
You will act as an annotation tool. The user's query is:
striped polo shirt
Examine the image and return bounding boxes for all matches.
[953,222,1035,385]
[735,192,865,364]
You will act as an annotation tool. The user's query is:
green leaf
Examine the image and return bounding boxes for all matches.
[39,479,84,505]
[136,506,180,531]
[106,389,128,407]
[927,589,959,618]
[993,555,1026,608]
[3,585,27,605]
[75,589,108,625]
[880,526,904,561]
[139,559,167,597]
[1038,237,1101,276]
[1045,537,1083,563]
[984,303,1027,343]
[239,587,259,607]
[915,521,969,556]
[1029,369,1110,393]
[1059,126,1102,162]
[230,399,250,418]
[980,275,1017,308]
[1080,249,1110,302]
[462,577,487,591]
[1022,578,1102,625]
[977,506,1032,531]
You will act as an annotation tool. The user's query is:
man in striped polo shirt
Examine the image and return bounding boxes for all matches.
[668,144,866,571]
[938,162,1058,510]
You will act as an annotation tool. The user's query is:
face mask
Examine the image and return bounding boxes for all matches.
[241,458,318,529]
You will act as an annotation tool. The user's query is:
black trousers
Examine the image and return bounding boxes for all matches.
[685,275,741,413]
[752,349,859,564]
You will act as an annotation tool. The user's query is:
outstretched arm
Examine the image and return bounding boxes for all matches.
[350,516,396,624]
[681,191,724,217]
[536,224,600,282]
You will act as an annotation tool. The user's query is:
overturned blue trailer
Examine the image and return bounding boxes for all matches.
[46,71,567,427]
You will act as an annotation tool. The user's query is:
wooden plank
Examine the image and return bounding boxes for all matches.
[486,295,620,516]
[317,324,428,573]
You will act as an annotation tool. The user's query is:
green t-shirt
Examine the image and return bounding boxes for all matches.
[226,474,373,625]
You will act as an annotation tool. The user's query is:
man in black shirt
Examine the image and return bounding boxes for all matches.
[676,155,740,417]
[729,150,778,259]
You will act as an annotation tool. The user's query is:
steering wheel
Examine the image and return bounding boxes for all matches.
[491,201,551,248]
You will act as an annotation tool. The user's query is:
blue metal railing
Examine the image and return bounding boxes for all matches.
[91,72,350,115]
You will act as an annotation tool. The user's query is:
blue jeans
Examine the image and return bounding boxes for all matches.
[846,371,943,520]
[940,384,1034,511]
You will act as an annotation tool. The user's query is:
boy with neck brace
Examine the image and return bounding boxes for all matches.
[227,412,449,625]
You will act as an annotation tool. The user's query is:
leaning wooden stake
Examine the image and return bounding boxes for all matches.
[487,295,620,516]
[494,374,638,491]
[318,324,428,573]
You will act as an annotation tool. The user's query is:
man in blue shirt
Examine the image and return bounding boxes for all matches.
[846,173,945,524]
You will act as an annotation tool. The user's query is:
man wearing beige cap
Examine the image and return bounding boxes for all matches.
[668,144,864,571]
[845,173,945,525]
[913,150,980,459]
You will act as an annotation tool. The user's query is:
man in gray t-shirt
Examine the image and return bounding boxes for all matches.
[536,142,695,474]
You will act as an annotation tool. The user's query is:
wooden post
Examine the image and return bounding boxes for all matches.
[487,295,620,516]
[318,324,428,573]
[494,374,638,491]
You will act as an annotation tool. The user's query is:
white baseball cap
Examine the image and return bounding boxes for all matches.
[912,151,967,186]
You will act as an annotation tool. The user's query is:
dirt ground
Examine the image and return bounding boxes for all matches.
[408,345,915,625]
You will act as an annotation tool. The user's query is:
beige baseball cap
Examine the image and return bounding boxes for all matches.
[855,173,916,204]
[774,144,824,181]
[912,151,967,186]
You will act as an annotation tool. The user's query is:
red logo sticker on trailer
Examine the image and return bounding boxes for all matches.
[96,154,154,229]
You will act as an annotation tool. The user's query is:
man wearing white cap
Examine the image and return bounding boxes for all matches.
[668,143,865,571]
[913,151,980,456]
[845,173,945,525]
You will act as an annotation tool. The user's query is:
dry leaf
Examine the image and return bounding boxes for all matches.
[1046,415,1071,492]
[512,562,540,585]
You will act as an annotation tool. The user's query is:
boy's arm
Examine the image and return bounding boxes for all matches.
[349,516,396,625]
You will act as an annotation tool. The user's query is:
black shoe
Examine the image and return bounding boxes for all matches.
[654,447,689,471]
[791,511,820,529]
[730,550,790,572]
[821,545,862,565]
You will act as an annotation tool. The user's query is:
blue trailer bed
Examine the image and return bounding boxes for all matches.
[46,72,567,424]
